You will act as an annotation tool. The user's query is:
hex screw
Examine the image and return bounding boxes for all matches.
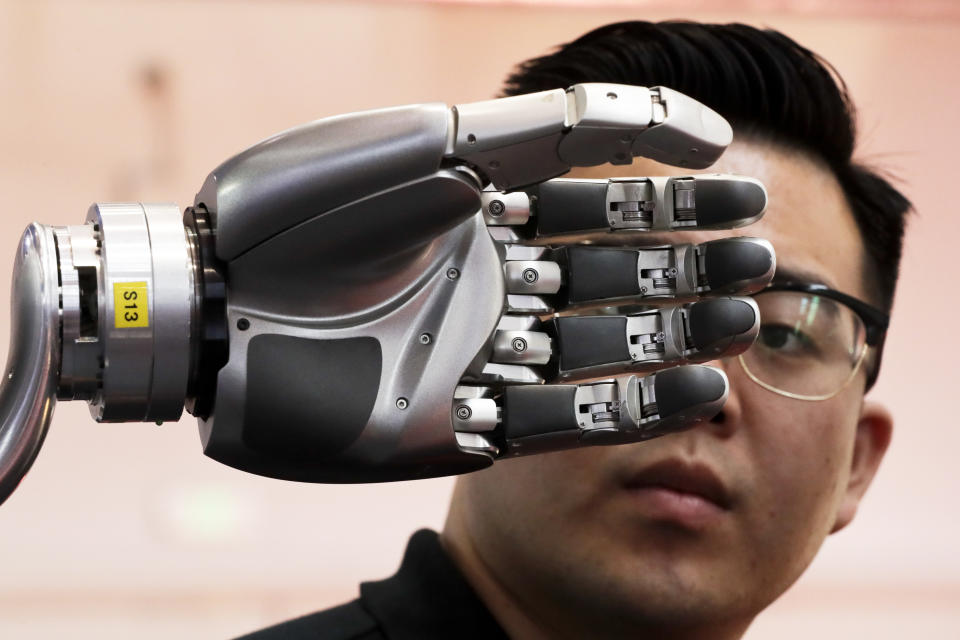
[456,405,472,420]
[446,267,460,280]
[521,268,539,284]
[236,318,250,331]
[512,337,528,352]
[396,397,409,410]
[488,200,505,217]
[419,333,432,345]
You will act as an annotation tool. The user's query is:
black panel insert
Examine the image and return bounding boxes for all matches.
[243,335,381,461]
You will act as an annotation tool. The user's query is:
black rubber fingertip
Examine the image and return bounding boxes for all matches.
[553,316,630,371]
[502,385,579,439]
[567,247,641,302]
[533,181,609,235]
[688,298,756,351]
[694,180,766,227]
[703,240,773,291]
[654,366,726,420]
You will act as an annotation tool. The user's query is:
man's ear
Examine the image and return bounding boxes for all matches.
[831,401,893,533]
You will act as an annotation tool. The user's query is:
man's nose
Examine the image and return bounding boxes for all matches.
[701,358,742,437]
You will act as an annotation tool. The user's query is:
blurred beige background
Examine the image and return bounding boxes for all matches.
[0,0,958,638]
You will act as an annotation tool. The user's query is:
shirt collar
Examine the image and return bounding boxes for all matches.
[360,529,509,640]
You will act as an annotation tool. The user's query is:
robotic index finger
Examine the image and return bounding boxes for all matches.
[0,83,769,505]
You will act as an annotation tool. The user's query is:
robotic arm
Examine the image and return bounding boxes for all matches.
[0,83,773,503]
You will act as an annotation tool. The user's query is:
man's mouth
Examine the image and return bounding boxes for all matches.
[622,459,733,528]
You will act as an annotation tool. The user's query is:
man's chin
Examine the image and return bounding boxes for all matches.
[544,557,758,640]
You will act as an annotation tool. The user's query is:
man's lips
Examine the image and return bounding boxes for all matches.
[621,460,733,526]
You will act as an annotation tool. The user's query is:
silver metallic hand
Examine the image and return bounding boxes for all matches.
[0,83,773,502]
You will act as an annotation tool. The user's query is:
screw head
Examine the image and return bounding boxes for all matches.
[488,200,505,217]
[521,268,539,284]
[446,267,460,280]
[640,286,648,294]
[511,337,528,352]
[396,397,409,410]
[456,405,472,420]
[419,333,432,345]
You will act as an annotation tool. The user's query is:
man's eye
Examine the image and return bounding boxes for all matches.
[757,324,815,355]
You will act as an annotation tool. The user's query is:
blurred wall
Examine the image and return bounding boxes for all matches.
[0,1,957,638]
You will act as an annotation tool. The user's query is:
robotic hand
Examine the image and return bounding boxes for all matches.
[0,83,774,504]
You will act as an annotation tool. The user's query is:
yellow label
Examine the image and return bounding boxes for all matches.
[114,282,149,328]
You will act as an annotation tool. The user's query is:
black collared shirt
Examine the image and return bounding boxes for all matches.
[236,529,510,639]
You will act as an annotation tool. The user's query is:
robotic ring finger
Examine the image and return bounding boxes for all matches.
[0,83,773,505]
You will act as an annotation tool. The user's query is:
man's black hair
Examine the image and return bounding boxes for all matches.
[503,21,910,312]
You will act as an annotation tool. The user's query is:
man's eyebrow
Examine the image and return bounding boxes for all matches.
[768,266,844,323]
[772,265,837,289]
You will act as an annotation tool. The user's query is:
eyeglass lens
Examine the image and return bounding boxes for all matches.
[739,291,867,399]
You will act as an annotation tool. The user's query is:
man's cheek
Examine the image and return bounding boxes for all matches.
[765,417,853,529]
[488,452,605,521]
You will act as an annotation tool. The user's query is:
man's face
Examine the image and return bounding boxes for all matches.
[444,139,892,637]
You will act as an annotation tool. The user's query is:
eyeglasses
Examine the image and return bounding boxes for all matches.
[738,282,889,401]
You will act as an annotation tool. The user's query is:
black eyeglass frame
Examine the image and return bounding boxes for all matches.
[756,282,890,390]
